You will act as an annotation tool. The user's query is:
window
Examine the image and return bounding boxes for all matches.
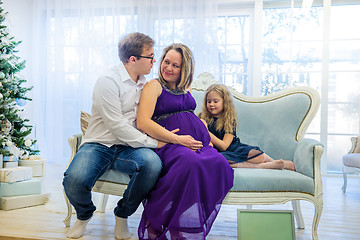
[216,2,254,94]
[327,4,360,172]
[218,2,360,173]
[260,3,360,173]
[261,7,322,95]
[217,14,252,94]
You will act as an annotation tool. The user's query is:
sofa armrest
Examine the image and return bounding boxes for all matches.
[293,138,324,179]
[66,133,83,169]
[349,136,359,153]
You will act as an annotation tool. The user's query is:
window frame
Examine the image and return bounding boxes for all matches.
[217,5,256,95]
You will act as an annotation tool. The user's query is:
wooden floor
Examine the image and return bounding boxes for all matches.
[0,163,359,240]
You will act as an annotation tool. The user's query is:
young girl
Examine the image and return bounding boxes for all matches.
[199,84,295,171]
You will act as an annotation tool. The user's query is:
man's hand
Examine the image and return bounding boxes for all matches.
[156,128,180,148]
[157,140,167,148]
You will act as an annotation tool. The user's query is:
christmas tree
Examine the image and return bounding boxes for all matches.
[0,0,39,160]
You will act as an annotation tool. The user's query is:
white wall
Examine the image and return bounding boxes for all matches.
[2,0,35,133]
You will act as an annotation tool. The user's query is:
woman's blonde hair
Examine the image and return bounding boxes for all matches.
[200,84,237,133]
[158,43,194,92]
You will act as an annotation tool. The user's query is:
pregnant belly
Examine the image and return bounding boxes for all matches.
[159,112,210,144]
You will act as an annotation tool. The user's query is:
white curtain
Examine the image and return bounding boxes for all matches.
[30,0,219,164]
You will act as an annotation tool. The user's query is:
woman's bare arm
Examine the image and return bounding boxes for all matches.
[137,80,203,150]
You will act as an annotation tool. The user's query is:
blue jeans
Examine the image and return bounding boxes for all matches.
[62,142,162,220]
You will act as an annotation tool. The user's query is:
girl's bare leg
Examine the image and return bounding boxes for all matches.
[282,160,295,171]
[263,153,275,163]
[262,153,295,171]
[264,153,295,171]
[231,160,284,169]
[228,151,288,169]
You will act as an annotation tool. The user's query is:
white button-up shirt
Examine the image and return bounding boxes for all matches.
[82,64,158,148]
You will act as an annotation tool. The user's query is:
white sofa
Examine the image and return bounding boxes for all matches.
[342,136,360,193]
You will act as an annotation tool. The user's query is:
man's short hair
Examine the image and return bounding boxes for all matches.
[118,32,155,63]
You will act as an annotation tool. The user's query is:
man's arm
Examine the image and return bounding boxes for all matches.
[93,76,158,148]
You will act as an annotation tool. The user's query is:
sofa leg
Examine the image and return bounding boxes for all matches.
[292,200,305,229]
[312,199,323,240]
[63,188,72,227]
[99,194,109,213]
[342,165,347,193]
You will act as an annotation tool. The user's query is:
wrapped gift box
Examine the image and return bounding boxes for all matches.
[0,178,41,197]
[3,161,18,168]
[3,155,18,162]
[0,167,33,183]
[19,158,46,177]
[0,193,49,210]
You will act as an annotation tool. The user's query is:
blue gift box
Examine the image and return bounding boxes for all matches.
[0,178,41,197]
[3,155,18,162]
[2,146,19,162]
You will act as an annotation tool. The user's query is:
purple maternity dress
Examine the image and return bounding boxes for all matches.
[138,82,234,240]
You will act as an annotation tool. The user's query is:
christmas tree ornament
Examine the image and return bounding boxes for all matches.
[15,98,26,106]
[24,139,32,147]
[21,151,29,160]
[6,140,13,147]
[3,120,11,134]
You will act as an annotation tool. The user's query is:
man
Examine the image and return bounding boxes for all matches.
[63,32,163,239]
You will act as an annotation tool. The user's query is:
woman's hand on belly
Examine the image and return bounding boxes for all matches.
[176,134,203,151]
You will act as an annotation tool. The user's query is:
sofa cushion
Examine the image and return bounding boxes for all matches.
[98,169,130,184]
[343,153,360,168]
[230,168,314,195]
[98,168,314,195]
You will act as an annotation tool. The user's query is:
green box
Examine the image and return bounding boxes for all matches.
[237,209,296,240]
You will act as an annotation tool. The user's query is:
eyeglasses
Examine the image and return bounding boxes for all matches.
[134,55,155,62]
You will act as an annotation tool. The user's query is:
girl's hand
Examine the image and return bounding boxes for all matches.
[200,118,214,147]
[200,119,208,129]
[210,132,233,151]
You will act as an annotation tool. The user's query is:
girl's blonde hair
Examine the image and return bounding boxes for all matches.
[158,43,194,92]
[200,84,237,133]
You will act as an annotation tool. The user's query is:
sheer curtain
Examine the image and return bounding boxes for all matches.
[137,0,219,77]
[30,0,219,164]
